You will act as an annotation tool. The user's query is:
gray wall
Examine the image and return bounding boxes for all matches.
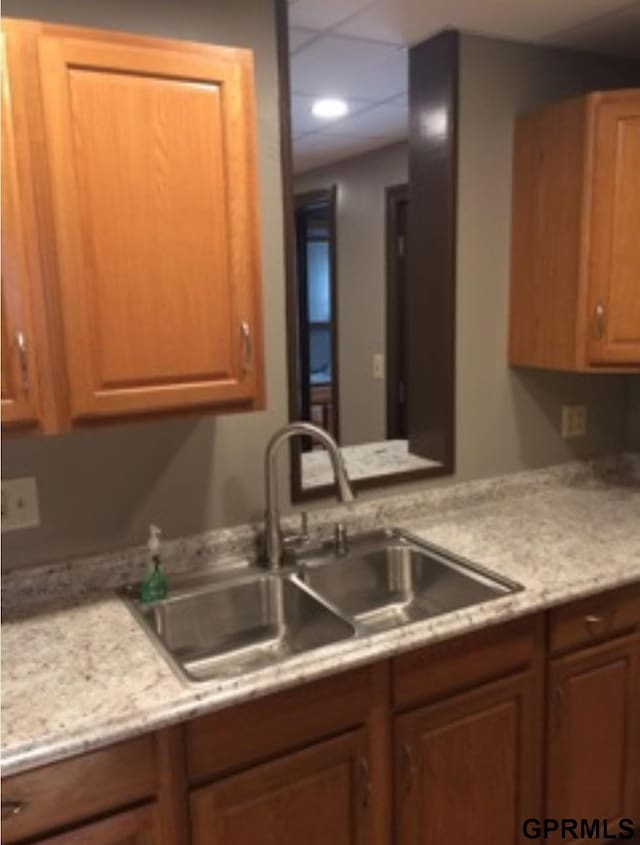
[2,0,289,568]
[453,33,635,481]
[2,18,637,570]
[294,143,408,446]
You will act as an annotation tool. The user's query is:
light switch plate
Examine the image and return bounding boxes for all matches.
[1,477,40,532]
[373,353,385,380]
[561,405,587,439]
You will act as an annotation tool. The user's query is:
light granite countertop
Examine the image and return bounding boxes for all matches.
[2,458,639,777]
[301,439,441,489]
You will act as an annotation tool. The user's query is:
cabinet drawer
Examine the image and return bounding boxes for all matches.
[393,614,543,710]
[549,585,640,656]
[186,665,382,784]
[1,735,157,844]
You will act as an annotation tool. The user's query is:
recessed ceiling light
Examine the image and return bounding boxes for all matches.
[312,98,349,120]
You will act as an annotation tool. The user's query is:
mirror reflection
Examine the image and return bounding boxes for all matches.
[287,35,443,494]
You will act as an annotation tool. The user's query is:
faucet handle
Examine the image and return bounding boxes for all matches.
[334,522,349,556]
[281,511,311,559]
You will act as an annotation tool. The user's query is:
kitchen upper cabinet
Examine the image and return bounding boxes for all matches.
[547,634,640,840]
[509,88,640,372]
[1,19,265,430]
[395,671,541,845]
[1,33,44,429]
[190,730,371,845]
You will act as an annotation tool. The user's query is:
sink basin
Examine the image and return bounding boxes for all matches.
[124,572,355,683]
[295,530,521,634]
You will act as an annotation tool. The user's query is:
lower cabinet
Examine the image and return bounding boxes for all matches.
[547,632,640,839]
[32,805,156,845]
[395,671,541,845]
[190,730,370,845]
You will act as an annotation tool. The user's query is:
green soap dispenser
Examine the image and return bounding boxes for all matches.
[140,524,167,604]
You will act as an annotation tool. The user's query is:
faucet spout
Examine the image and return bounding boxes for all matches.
[264,422,355,569]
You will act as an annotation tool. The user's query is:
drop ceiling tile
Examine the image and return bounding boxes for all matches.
[294,133,391,174]
[289,0,375,31]
[335,0,631,48]
[291,94,320,136]
[323,101,408,140]
[289,27,319,53]
[290,33,407,100]
[547,4,640,58]
[292,95,376,138]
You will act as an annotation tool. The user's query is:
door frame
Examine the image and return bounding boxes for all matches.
[385,183,408,440]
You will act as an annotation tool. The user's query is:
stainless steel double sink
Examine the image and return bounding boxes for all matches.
[122,529,522,684]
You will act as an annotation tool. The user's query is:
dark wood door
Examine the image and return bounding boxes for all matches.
[190,730,370,845]
[395,670,542,845]
[33,805,156,845]
[547,633,640,840]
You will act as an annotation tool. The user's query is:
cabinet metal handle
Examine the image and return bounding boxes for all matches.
[357,757,371,809]
[402,744,416,795]
[15,331,29,395]
[584,612,613,636]
[2,801,26,820]
[594,302,605,339]
[240,320,252,375]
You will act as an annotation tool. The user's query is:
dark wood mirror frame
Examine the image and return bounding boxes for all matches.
[276,0,458,502]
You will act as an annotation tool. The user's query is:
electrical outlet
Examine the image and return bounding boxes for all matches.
[1,477,40,532]
[373,353,385,380]
[561,405,588,439]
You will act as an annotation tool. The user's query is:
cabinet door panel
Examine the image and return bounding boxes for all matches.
[1,33,42,427]
[588,90,640,366]
[32,805,156,845]
[547,634,640,838]
[190,730,369,845]
[38,31,263,418]
[396,671,542,845]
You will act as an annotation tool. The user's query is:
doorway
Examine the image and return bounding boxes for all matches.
[294,187,340,444]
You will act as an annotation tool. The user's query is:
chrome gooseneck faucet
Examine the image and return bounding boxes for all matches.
[264,422,355,569]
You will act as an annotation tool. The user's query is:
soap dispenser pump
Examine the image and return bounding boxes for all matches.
[140,524,167,604]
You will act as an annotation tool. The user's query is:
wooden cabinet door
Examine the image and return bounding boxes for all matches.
[36,26,264,420]
[547,633,640,840]
[1,33,43,427]
[33,805,156,845]
[587,89,640,366]
[395,671,542,845]
[190,730,370,845]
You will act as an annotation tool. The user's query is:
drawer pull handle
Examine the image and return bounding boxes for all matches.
[584,612,613,636]
[2,801,26,820]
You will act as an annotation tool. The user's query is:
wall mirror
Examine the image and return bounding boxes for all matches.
[279,6,456,500]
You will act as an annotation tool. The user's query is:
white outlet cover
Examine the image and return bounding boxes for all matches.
[561,405,587,439]
[373,353,385,380]
[1,477,40,532]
